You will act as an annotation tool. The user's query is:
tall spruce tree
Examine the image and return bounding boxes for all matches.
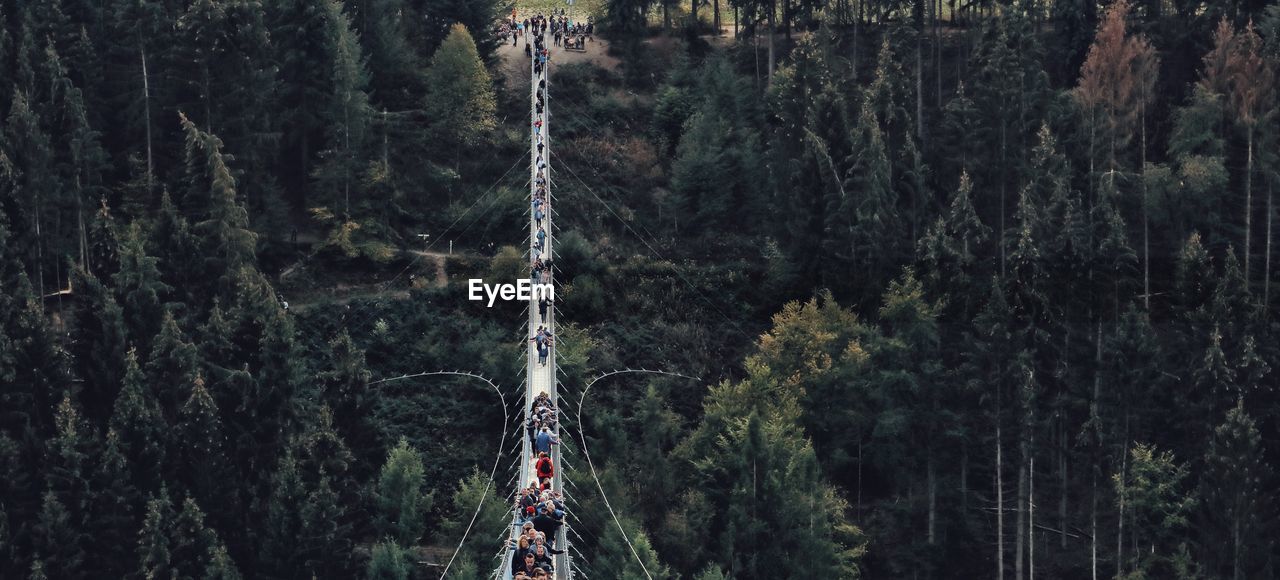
[109,348,166,492]
[423,24,496,164]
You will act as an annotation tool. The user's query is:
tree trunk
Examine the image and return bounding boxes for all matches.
[1059,332,1069,550]
[1059,408,1068,550]
[767,3,776,84]
[783,0,791,40]
[916,5,924,144]
[1116,447,1126,579]
[1266,174,1273,310]
[141,44,154,194]
[997,422,1005,580]
[1016,442,1027,579]
[935,0,942,109]
[1091,471,1098,580]
[1000,118,1008,278]
[77,201,87,272]
[1141,99,1149,310]
[1029,454,1035,580]
[713,0,721,34]
[927,449,937,545]
[857,439,864,519]
[1233,503,1242,580]
[1245,130,1254,287]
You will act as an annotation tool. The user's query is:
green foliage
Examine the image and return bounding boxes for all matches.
[110,348,167,491]
[439,469,508,570]
[181,113,257,295]
[136,490,238,580]
[374,437,431,546]
[669,57,764,233]
[488,244,526,283]
[1198,401,1273,579]
[1114,443,1196,578]
[366,539,411,580]
[424,24,497,154]
[592,513,671,580]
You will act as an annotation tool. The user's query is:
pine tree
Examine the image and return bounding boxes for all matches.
[180,113,257,294]
[939,81,978,182]
[918,170,991,319]
[262,410,355,577]
[88,193,120,281]
[266,0,330,202]
[670,57,765,233]
[1168,86,1229,238]
[417,0,505,63]
[68,266,127,422]
[355,0,420,110]
[175,375,224,508]
[170,496,231,579]
[0,267,74,442]
[87,429,140,577]
[146,310,201,423]
[438,469,508,570]
[136,489,174,579]
[261,450,306,575]
[45,395,92,516]
[113,221,169,352]
[33,491,85,579]
[423,24,496,161]
[374,437,430,546]
[366,539,410,580]
[318,331,378,473]
[110,348,167,492]
[592,512,671,580]
[1075,0,1157,176]
[1173,232,1215,320]
[971,13,1050,277]
[1221,21,1276,288]
[312,0,371,220]
[1113,443,1195,577]
[204,544,242,580]
[871,268,949,569]
[3,90,56,298]
[149,191,201,303]
[1198,401,1273,579]
[839,104,898,293]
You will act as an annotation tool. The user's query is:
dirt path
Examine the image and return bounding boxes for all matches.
[495,34,620,90]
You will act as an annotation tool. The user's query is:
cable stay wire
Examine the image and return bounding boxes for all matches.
[369,371,510,579]
[562,369,701,580]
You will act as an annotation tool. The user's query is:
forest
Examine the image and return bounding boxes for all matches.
[1,0,1279,578]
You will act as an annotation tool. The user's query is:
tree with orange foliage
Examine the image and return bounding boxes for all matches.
[1225,22,1275,292]
[1075,0,1159,307]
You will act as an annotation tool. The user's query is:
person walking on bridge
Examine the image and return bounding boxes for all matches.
[538,296,550,324]
[535,452,554,487]
[535,426,559,454]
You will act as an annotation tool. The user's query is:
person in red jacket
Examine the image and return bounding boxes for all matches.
[535,452,554,487]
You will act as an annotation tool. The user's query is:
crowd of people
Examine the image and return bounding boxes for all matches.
[511,392,565,578]
[506,16,569,579]
[498,10,593,53]
[551,14,593,50]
